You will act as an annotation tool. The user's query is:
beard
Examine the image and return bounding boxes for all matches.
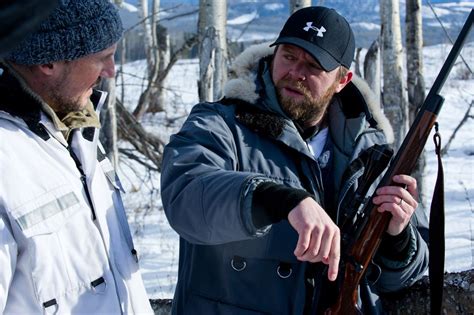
[275,78,338,127]
[49,89,83,118]
[48,74,101,118]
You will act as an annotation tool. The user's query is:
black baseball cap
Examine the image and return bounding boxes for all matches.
[270,6,355,72]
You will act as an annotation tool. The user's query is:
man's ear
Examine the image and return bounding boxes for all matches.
[335,70,353,93]
[37,63,56,76]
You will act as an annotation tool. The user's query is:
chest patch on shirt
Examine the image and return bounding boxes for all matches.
[318,150,331,169]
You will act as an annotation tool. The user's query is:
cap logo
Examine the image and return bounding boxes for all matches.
[303,22,326,37]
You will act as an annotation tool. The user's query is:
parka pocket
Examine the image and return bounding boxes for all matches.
[11,185,108,307]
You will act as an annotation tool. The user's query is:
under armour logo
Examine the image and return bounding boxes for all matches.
[303,22,326,37]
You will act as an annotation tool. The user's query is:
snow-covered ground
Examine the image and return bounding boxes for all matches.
[117,42,474,299]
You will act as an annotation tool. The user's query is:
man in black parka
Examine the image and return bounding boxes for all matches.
[161,6,429,314]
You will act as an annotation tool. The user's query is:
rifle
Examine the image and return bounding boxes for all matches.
[325,9,474,315]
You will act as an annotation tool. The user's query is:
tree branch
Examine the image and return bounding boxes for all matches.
[441,100,473,156]
[116,99,165,171]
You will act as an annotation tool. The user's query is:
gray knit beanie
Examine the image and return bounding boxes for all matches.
[5,0,123,65]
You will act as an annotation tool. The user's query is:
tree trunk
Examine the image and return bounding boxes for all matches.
[406,0,426,202]
[149,270,474,315]
[380,0,408,149]
[133,0,164,118]
[354,47,363,77]
[95,0,123,168]
[198,0,228,102]
[140,0,154,72]
[289,0,311,13]
[147,0,164,113]
[148,23,169,113]
[99,78,119,168]
[364,38,381,105]
[119,36,126,110]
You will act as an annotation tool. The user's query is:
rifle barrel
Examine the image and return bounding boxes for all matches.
[425,9,474,113]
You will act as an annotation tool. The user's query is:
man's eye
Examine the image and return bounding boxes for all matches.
[284,54,295,61]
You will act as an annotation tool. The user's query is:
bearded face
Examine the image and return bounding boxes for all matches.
[270,45,348,128]
[40,44,117,119]
[275,76,339,127]
[48,69,102,117]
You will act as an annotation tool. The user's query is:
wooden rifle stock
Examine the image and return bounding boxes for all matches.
[325,10,474,315]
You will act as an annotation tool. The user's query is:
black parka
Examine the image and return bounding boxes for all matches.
[161,43,429,314]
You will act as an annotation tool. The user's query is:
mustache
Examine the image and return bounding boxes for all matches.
[276,79,311,96]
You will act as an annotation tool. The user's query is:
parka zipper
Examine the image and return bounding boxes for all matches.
[68,146,97,220]
[335,168,365,225]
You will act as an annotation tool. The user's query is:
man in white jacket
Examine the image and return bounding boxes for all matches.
[0,0,153,313]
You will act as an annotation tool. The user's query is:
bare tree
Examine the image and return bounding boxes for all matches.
[98,0,122,168]
[364,39,381,104]
[99,78,119,168]
[406,0,426,199]
[289,0,311,13]
[406,0,426,124]
[380,0,408,149]
[441,100,473,156]
[148,23,170,113]
[138,0,154,75]
[116,100,166,172]
[198,0,228,102]
[133,0,165,118]
[106,3,199,170]
[354,47,363,77]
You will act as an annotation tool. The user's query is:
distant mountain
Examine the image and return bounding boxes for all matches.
[121,1,473,48]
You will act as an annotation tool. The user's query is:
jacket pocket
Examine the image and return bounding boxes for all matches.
[11,185,108,307]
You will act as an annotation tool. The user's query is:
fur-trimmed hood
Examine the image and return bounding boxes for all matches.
[224,42,394,143]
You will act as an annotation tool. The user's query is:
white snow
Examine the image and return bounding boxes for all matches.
[353,22,381,31]
[264,3,285,11]
[120,1,139,13]
[227,11,259,25]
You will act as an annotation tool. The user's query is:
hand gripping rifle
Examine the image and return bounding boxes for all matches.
[325,10,474,315]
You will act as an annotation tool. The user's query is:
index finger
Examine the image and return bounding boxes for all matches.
[327,231,341,281]
[393,174,417,192]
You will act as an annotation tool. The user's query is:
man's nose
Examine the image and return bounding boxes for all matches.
[288,62,306,81]
[101,60,116,78]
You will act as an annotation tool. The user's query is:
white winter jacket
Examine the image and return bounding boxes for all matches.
[0,68,153,314]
